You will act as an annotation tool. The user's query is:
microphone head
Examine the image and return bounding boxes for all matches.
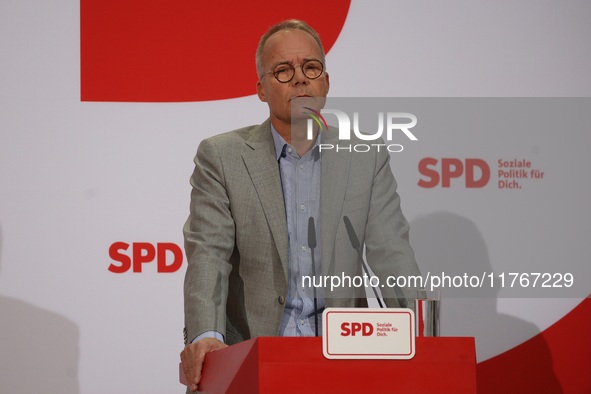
[308,216,317,249]
[343,216,361,250]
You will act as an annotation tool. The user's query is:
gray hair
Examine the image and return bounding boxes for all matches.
[255,19,326,79]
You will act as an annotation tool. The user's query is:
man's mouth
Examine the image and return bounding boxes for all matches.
[291,94,311,101]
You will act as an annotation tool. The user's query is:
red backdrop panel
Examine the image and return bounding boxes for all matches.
[477,298,591,393]
[80,0,350,102]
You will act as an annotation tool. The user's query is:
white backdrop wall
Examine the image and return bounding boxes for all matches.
[1,1,590,393]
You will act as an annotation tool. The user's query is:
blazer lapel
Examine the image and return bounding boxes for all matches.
[242,120,289,279]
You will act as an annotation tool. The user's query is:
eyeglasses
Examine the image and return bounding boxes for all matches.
[263,59,325,83]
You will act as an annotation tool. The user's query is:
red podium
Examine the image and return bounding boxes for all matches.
[181,336,476,393]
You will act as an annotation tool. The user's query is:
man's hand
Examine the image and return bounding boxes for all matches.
[180,338,228,393]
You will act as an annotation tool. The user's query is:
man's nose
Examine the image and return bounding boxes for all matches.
[291,65,309,84]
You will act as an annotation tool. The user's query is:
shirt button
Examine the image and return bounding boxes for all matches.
[300,319,305,325]
[299,204,305,211]
[301,245,307,252]
[287,147,292,153]
[278,296,285,305]
[299,163,304,169]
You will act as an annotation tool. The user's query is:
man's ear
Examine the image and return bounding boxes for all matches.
[256,80,267,102]
[324,72,330,96]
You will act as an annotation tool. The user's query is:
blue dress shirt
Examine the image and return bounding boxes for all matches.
[271,126,324,337]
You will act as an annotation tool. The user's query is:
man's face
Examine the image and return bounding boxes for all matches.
[256,29,330,132]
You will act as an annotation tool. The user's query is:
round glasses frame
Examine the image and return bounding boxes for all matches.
[263,59,325,83]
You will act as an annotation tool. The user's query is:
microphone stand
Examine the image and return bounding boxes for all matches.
[343,216,384,308]
[308,216,319,336]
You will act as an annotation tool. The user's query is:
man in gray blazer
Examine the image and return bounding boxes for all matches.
[180,20,421,393]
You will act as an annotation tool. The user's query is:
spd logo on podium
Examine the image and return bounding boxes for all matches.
[322,308,415,360]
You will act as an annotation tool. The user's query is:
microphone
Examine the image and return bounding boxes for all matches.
[308,216,317,249]
[343,216,408,309]
[308,216,319,336]
[343,216,384,308]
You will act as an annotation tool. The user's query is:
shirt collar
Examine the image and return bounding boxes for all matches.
[271,124,288,161]
[270,123,321,161]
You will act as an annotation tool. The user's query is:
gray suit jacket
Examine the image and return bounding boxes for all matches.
[183,119,420,345]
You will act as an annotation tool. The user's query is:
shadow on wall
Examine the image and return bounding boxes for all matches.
[410,211,562,393]
[0,224,80,393]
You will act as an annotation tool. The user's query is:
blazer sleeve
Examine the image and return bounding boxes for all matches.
[183,137,235,344]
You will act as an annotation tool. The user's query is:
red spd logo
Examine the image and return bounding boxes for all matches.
[418,158,490,188]
[340,322,374,336]
[108,242,183,273]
